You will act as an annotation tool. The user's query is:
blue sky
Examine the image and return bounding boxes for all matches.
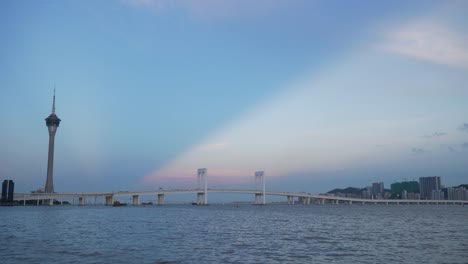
[1,0,467,195]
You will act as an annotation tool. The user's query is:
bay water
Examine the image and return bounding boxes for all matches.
[1,204,467,263]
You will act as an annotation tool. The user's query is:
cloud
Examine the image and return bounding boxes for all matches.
[411,147,427,154]
[461,142,468,149]
[195,142,229,151]
[448,146,456,152]
[142,47,468,186]
[459,123,468,133]
[122,0,286,21]
[424,132,446,138]
[380,22,468,68]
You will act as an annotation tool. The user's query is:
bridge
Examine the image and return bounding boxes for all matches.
[13,189,468,206]
[13,169,468,206]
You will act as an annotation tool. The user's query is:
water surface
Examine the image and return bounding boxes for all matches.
[1,204,467,263]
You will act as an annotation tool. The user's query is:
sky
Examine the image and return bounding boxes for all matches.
[1,0,467,197]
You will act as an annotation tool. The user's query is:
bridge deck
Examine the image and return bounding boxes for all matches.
[13,189,468,205]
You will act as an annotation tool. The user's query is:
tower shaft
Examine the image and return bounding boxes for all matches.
[45,132,56,193]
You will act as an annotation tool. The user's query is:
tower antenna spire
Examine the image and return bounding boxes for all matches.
[52,87,56,114]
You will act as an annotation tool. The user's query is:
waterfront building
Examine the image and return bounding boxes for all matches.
[383,191,392,199]
[372,182,384,198]
[390,181,419,198]
[44,90,61,193]
[407,192,420,200]
[1,180,14,204]
[447,187,453,200]
[361,186,372,199]
[447,187,468,200]
[431,190,444,200]
[1,180,7,201]
[7,180,14,202]
[419,176,441,200]
[401,190,407,200]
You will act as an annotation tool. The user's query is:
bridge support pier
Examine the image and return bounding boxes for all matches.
[48,199,53,206]
[132,195,140,206]
[93,196,97,206]
[287,196,295,205]
[105,195,114,206]
[320,198,325,205]
[255,193,265,205]
[37,199,40,206]
[299,197,310,205]
[197,192,207,205]
[79,197,85,206]
[349,200,352,205]
[157,194,164,205]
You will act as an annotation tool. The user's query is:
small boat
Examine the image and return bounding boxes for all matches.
[112,201,127,207]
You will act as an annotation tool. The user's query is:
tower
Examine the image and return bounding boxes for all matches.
[44,89,61,193]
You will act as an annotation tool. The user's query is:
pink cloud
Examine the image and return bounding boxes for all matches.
[195,142,229,151]
[141,167,277,188]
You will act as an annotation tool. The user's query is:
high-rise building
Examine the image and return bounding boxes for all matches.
[44,90,61,193]
[448,187,468,201]
[431,190,444,200]
[419,176,441,200]
[372,182,384,197]
[1,180,7,201]
[7,180,14,202]
[1,180,14,203]
[390,181,419,197]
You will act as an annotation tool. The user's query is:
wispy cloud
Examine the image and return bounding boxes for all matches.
[424,132,446,138]
[458,123,468,133]
[380,22,468,68]
[122,0,286,21]
[448,146,457,152]
[411,147,427,154]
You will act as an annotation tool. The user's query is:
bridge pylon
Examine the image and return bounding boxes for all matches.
[254,171,266,205]
[196,168,208,205]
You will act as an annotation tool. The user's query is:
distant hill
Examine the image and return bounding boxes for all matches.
[327,187,391,195]
[455,184,468,189]
[327,187,364,195]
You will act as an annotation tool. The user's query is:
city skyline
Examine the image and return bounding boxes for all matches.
[0,1,467,194]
